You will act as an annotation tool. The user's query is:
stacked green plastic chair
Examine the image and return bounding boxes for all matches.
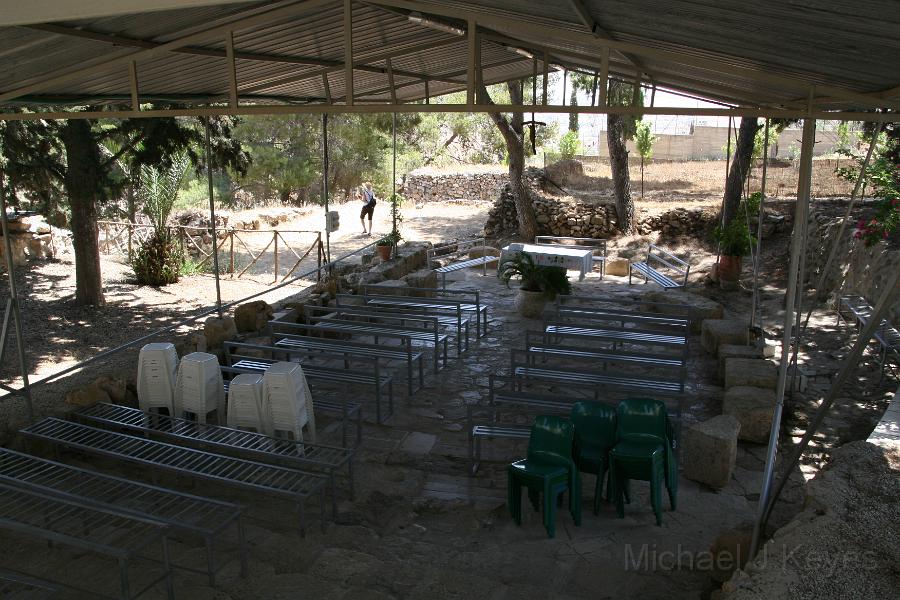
[507,415,582,538]
[609,398,677,526]
[570,401,617,514]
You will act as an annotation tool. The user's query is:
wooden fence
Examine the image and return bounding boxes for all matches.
[98,221,324,283]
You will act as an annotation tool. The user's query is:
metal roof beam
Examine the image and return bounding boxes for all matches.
[0,0,336,104]
[363,0,900,112]
[567,0,651,79]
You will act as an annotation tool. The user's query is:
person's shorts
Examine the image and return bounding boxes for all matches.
[360,204,374,219]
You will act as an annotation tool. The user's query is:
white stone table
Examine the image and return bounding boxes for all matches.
[499,243,593,281]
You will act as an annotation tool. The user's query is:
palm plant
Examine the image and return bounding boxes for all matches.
[131,152,190,285]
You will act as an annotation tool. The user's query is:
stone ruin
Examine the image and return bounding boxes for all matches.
[0,213,57,268]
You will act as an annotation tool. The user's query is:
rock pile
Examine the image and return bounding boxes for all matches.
[483,184,620,238]
[403,171,508,205]
[0,214,56,268]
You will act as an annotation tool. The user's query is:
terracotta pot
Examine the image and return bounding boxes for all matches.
[376,244,393,261]
[516,288,547,318]
[718,255,743,282]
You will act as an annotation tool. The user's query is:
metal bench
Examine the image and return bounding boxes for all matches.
[21,418,329,536]
[555,294,694,330]
[510,350,685,396]
[0,481,174,600]
[838,294,900,380]
[629,244,690,289]
[74,402,355,517]
[315,302,470,357]
[427,237,498,287]
[224,351,394,425]
[534,236,607,278]
[543,321,688,352]
[0,447,246,586]
[270,328,425,395]
[0,569,59,599]
[525,331,687,375]
[360,285,489,337]
[309,316,449,373]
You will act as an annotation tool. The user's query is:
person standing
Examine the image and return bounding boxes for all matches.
[359,181,377,235]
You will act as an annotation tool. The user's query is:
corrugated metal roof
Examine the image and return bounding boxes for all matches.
[0,0,896,113]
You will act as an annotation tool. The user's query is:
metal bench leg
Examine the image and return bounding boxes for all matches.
[375,382,382,424]
[418,356,424,390]
[347,458,355,501]
[355,407,363,447]
[119,559,131,600]
[320,487,327,533]
[341,401,348,449]
[298,500,307,537]
[388,380,394,417]
[330,474,337,518]
[237,515,248,578]
[206,537,216,586]
[407,361,414,396]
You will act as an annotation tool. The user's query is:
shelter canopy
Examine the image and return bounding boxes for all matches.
[0,0,897,117]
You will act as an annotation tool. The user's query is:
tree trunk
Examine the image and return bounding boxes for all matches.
[607,113,635,233]
[60,120,105,306]
[721,117,760,227]
[568,87,578,133]
[481,81,538,240]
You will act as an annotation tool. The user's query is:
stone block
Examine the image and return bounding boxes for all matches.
[605,258,630,277]
[644,290,725,333]
[723,386,777,443]
[724,358,778,390]
[683,415,741,489]
[365,280,409,296]
[93,374,128,404]
[270,309,299,324]
[234,300,273,333]
[701,319,749,354]
[467,245,501,269]
[65,383,111,408]
[401,269,438,295]
[717,345,764,382]
[204,316,237,349]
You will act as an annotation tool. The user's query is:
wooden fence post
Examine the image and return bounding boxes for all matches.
[273,231,279,283]
[229,230,235,275]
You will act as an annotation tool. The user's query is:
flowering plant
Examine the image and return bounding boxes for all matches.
[837,135,899,247]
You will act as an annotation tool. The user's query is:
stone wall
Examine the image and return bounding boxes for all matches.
[483,184,717,239]
[402,171,508,205]
[804,210,900,322]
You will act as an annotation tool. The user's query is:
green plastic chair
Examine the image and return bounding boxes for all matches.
[570,401,617,514]
[609,398,677,526]
[508,415,581,538]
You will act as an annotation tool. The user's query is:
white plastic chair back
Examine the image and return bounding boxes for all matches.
[175,352,225,424]
[226,373,270,434]
[262,361,316,443]
[136,343,178,414]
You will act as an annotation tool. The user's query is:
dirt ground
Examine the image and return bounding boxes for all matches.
[0,161,896,599]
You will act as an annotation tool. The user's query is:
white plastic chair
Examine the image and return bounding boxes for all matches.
[136,343,178,414]
[262,362,316,443]
[175,352,225,424]
[226,373,271,434]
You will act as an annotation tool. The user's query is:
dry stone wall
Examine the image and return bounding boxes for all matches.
[402,172,508,205]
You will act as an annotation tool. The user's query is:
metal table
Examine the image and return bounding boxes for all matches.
[500,243,594,281]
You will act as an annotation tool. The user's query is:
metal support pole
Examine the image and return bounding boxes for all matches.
[204,118,223,318]
[392,112,398,237]
[598,47,609,107]
[0,165,35,422]
[322,114,331,265]
[542,51,549,105]
[466,18,477,106]
[343,0,353,106]
[750,119,770,330]
[795,124,882,337]
[715,116,734,265]
[762,265,899,530]
[750,115,817,558]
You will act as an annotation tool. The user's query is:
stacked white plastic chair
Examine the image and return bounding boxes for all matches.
[262,362,316,443]
[174,352,226,424]
[136,343,178,414]
[226,373,271,434]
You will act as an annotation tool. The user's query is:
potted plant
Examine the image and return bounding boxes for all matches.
[376,230,401,261]
[713,194,759,285]
[498,252,572,318]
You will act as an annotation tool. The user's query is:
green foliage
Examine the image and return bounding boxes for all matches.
[139,152,190,230]
[387,192,404,239]
[713,193,760,256]
[179,257,205,277]
[607,80,643,141]
[558,131,581,160]
[131,229,182,286]
[836,122,853,153]
[498,252,572,299]
[634,121,655,160]
[837,126,899,246]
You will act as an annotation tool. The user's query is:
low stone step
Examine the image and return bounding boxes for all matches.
[724,357,778,390]
[723,386,777,443]
[683,415,741,489]
[701,319,749,354]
